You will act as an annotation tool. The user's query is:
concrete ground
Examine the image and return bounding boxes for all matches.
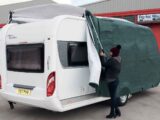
[0,87,160,120]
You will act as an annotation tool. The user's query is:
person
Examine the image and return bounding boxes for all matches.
[99,45,122,119]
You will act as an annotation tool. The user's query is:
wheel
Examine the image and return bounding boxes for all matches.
[117,94,129,106]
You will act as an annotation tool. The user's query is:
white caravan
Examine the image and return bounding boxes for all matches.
[0,4,108,112]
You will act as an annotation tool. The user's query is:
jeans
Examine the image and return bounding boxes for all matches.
[107,79,119,114]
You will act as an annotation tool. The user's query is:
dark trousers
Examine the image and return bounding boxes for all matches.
[107,79,119,114]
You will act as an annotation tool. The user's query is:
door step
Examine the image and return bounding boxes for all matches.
[60,93,108,111]
[61,93,98,105]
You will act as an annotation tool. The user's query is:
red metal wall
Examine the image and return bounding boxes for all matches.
[95,8,160,17]
[147,24,160,50]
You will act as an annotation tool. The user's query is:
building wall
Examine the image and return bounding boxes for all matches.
[82,0,160,14]
[0,0,55,24]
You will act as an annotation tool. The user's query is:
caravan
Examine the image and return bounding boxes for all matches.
[0,4,160,112]
[0,5,108,112]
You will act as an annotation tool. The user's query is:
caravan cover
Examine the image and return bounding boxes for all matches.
[86,12,160,96]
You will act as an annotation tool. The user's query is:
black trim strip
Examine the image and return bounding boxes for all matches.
[13,84,35,90]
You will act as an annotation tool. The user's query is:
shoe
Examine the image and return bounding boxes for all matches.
[115,108,121,117]
[106,113,116,119]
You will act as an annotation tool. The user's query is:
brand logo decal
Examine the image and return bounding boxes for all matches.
[8,35,17,39]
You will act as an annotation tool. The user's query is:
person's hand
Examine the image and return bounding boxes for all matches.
[99,50,105,56]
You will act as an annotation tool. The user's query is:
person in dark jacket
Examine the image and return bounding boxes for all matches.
[99,45,122,119]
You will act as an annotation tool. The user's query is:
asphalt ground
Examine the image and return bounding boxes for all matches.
[0,87,160,120]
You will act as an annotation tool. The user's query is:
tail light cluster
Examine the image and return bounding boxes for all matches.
[47,72,56,97]
[0,75,2,89]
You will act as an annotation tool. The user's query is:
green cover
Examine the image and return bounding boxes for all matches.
[86,11,160,97]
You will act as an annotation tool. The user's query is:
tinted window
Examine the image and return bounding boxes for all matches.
[68,42,88,66]
[7,44,44,73]
[58,41,88,67]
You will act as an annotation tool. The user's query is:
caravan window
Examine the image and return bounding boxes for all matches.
[68,42,88,66]
[7,44,44,73]
[58,41,88,67]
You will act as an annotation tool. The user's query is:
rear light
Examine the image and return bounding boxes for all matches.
[0,75,2,89]
[47,72,56,97]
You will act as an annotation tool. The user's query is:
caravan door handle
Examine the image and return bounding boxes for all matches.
[47,56,50,70]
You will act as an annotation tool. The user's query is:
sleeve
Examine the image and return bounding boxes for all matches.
[100,56,108,67]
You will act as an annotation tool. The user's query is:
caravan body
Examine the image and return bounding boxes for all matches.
[0,15,108,112]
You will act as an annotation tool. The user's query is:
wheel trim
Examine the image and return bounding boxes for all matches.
[120,95,127,103]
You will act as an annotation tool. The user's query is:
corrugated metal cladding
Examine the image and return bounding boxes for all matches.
[0,0,55,23]
[82,0,160,14]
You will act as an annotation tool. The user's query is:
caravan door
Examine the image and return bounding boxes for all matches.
[56,17,95,100]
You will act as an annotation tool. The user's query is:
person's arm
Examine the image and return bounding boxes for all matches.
[100,56,108,67]
[99,49,108,67]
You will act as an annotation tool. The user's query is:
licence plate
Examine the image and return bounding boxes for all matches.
[16,88,31,96]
